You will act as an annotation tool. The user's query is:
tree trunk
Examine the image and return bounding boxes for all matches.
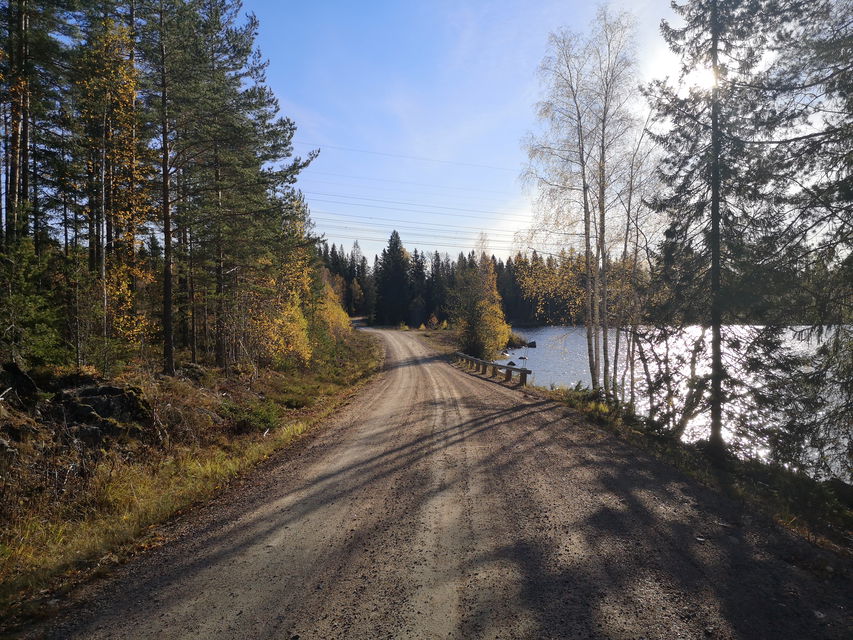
[159,4,174,375]
[128,0,138,307]
[6,1,21,244]
[101,115,108,374]
[708,0,725,456]
[2,104,8,247]
[189,227,197,364]
[574,96,598,391]
[598,137,610,400]
[214,152,226,368]
[592,218,601,389]
[19,0,29,238]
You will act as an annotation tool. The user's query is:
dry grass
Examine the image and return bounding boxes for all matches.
[0,329,382,624]
[416,328,460,355]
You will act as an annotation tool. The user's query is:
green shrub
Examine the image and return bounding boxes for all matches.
[219,399,281,434]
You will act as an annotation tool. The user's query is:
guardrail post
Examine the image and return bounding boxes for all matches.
[455,352,532,387]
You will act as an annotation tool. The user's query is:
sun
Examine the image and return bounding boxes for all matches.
[685,65,717,91]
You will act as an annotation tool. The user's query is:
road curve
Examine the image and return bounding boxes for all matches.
[43,329,850,640]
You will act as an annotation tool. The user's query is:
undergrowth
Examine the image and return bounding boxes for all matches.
[0,329,382,625]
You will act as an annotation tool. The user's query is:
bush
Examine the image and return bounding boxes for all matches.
[0,240,67,366]
[507,331,527,349]
[219,399,281,434]
[449,254,510,359]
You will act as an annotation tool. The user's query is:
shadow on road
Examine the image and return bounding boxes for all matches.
[59,357,851,640]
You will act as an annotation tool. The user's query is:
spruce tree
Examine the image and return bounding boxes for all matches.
[644,0,788,456]
[375,231,410,325]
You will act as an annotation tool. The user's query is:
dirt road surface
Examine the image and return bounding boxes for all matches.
[41,329,850,639]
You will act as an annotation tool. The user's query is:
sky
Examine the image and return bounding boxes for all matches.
[242,0,678,261]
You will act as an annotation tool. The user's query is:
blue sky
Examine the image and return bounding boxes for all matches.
[243,0,676,260]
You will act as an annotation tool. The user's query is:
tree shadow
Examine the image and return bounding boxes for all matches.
[55,371,851,639]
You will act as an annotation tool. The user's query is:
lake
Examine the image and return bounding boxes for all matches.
[495,325,849,481]
[495,326,605,390]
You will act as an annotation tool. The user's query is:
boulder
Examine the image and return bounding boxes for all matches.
[30,367,100,393]
[179,362,207,382]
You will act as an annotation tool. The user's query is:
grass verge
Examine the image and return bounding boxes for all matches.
[0,329,382,630]
[416,328,461,355]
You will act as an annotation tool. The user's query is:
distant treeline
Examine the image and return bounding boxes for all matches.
[322,234,536,327]
[321,234,839,329]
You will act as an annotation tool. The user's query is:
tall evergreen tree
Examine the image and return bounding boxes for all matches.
[644,0,789,455]
[375,230,410,325]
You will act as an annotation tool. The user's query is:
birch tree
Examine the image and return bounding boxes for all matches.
[525,5,643,397]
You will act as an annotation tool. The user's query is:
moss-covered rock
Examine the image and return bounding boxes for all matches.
[53,385,153,444]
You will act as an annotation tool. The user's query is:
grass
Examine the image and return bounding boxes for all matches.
[0,329,382,628]
[419,326,528,356]
[417,328,461,355]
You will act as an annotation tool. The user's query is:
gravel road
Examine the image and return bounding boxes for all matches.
[42,328,850,639]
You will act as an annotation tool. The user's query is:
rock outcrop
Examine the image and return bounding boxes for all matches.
[54,385,153,443]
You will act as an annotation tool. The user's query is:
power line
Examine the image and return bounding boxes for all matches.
[301,169,517,195]
[320,233,520,252]
[321,232,569,254]
[312,212,528,236]
[304,192,534,219]
[316,223,525,246]
[300,178,520,205]
[322,225,564,249]
[294,141,516,172]
[307,199,534,223]
[310,211,585,244]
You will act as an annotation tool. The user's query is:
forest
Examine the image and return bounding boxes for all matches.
[1,1,847,481]
[0,0,354,379]
[0,0,847,486]
[0,0,379,609]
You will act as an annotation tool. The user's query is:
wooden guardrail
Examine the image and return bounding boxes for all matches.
[454,352,531,386]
